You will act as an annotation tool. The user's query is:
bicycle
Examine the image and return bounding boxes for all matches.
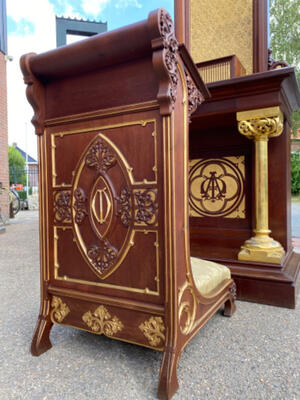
[0,183,21,226]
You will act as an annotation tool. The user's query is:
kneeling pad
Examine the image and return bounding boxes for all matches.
[191,257,231,295]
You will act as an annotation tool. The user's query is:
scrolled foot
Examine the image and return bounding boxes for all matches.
[31,315,53,356]
[157,348,179,400]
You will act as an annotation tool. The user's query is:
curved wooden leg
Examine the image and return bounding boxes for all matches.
[31,313,53,356]
[223,298,236,317]
[157,347,180,400]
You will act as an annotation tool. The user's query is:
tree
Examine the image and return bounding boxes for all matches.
[8,146,26,185]
[270,0,300,136]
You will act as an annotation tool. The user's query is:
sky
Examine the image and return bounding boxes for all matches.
[6,0,174,160]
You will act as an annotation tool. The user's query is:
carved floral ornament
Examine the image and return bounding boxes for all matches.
[237,108,284,141]
[158,9,179,108]
[54,190,71,223]
[51,296,70,323]
[139,316,165,347]
[82,305,123,336]
[116,186,158,227]
[185,70,205,119]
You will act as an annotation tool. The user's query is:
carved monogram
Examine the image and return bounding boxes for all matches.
[159,9,178,108]
[135,189,158,225]
[54,190,71,223]
[85,138,116,173]
[73,187,88,224]
[87,239,118,274]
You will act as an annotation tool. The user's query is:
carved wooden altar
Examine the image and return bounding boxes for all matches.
[21,9,236,399]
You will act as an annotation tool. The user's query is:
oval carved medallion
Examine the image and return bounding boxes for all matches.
[72,134,133,279]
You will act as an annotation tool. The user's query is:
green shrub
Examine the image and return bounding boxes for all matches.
[291,151,300,194]
[29,187,33,196]
[18,190,27,201]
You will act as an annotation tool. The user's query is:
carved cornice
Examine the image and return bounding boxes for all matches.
[237,107,284,141]
[139,316,165,347]
[20,53,45,135]
[82,305,123,336]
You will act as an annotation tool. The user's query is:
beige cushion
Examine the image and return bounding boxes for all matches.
[190,257,231,295]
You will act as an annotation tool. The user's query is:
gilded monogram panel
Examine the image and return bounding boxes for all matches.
[189,156,246,219]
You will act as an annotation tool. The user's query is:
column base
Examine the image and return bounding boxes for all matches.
[238,235,285,264]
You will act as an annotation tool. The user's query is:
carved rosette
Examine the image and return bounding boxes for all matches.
[54,190,71,223]
[85,138,116,173]
[82,305,123,336]
[134,189,158,225]
[51,296,70,323]
[139,316,165,347]
[159,9,179,108]
[73,187,88,224]
[87,239,118,274]
[185,70,205,120]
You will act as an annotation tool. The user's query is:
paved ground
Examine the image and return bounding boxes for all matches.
[0,211,299,400]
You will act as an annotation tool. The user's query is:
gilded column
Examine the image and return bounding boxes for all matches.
[237,107,285,264]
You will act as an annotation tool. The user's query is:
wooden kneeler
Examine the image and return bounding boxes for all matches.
[21,9,236,399]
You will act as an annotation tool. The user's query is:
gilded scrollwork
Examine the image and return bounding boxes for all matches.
[51,296,70,323]
[73,187,88,224]
[54,190,71,223]
[238,113,284,140]
[116,186,132,227]
[85,138,116,173]
[134,189,158,226]
[87,239,118,275]
[178,281,197,335]
[82,305,123,336]
[159,9,178,108]
[139,316,165,347]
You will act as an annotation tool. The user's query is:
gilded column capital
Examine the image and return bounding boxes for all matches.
[237,107,283,141]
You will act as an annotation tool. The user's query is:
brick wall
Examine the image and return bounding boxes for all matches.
[0,51,9,220]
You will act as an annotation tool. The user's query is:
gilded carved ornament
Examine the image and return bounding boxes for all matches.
[237,107,284,140]
[82,305,123,336]
[51,296,70,323]
[139,316,165,347]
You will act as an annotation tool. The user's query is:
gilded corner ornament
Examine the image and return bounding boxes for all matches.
[237,107,284,140]
[51,296,70,323]
[139,316,165,347]
[82,305,123,336]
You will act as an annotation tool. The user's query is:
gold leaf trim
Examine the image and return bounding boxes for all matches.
[82,305,123,336]
[51,296,70,323]
[139,316,165,347]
